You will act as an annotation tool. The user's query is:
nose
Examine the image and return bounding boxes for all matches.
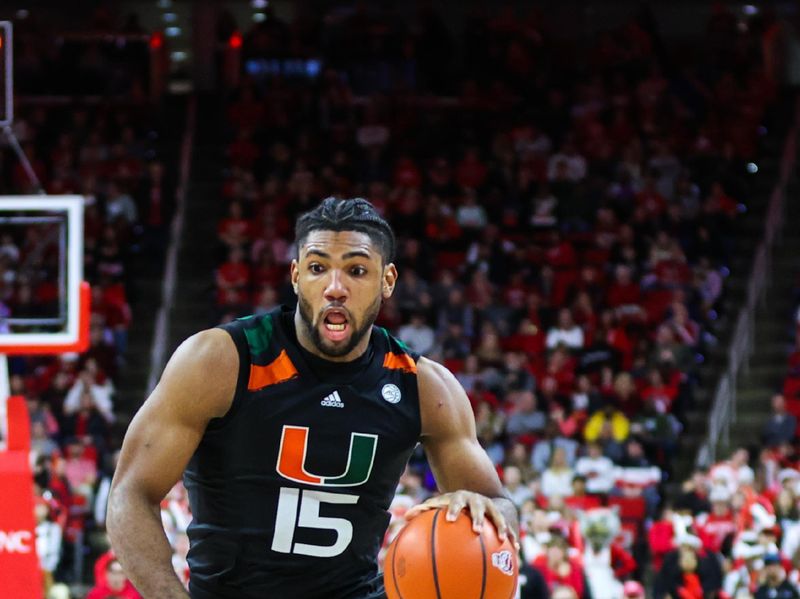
[323,269,348,303]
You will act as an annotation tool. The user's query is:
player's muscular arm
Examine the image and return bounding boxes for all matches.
[411,357,519,542]
[107,329,238,599]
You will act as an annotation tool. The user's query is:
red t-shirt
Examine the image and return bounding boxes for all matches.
[86,581,141,599]
[533,555,585,597]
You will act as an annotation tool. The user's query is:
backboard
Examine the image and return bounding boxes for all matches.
[0,195,87,450]
[0,195,87,354]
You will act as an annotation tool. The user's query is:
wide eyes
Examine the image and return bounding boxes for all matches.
[307,263,368,277]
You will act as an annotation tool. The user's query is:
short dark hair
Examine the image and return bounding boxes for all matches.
[295,197,395,263]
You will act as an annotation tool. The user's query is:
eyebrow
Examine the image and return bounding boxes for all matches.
[305,249,373,260]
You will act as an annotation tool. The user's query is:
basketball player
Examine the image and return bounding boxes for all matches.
[107,198,518,598]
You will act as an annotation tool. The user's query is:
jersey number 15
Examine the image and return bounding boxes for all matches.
[271,487,358,558]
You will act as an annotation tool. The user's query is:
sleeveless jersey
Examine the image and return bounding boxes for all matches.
[184,306,421,599]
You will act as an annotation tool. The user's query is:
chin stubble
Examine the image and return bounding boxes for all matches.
[298,294,382,358]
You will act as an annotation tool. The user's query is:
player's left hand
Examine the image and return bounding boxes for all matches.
[405,491,514,545]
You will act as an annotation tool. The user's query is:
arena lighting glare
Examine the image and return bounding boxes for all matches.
[746,162,758,174]
[157,0,172,8]
[165,26,181,37]
[171,51,187,62]
[252,0,269,8]
[253,12,267,23]
[743,4,759,16]
[162,12,177,23]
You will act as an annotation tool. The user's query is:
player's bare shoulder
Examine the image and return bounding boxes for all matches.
[156,327,239,421]
[416,356,475,438]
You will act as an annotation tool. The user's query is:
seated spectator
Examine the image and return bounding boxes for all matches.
[584,401,630,445]
[575,441,615,494]
[612,372,641,419]
[668,302,700,347]
[675,470,711,516]
[62,392,111,452]
[392,269,431,318]
[63,438,98,503]
[30,421,60,460]
[649,325,694,373]
[546,308,585,351]
[547,141,587,183]
[35,500,62,593]
[532,421,579,474]
[506,390,547,437]
[654,535,722,599]
[217,200,251,249]
[473,326,505,372]
[564,475,602,511]
[105,181,138,226]
[755,554,798,599]
[529,183,559,229]
[87,559,141,599]
[693,257,723,315]
[541,447,574,499]
[475,399,505,465]
[709,448,754,496]
[695,486,736,554]
[456,188,489,231]
[503,465,534,508]
[640,368,678,414]
[533,535,587,597]
[216,247,251,306]
[396,311,435,355]
[762,393,797,447]
[456,355,483,393]
[63,368,115,423]
[502,351,536,395]
[606,265,643,317]
[631,399,680,467]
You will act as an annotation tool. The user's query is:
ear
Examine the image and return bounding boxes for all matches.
[290,259,299,294]
[382,263,398,299]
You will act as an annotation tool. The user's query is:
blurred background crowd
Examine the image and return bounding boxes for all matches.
[2,1,800,598]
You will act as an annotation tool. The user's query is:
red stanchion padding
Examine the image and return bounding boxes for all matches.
[7,395,30,452]
[0,396,43,599]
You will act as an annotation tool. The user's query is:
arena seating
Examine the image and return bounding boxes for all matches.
[9,3,794,598]
[207,4,778,596]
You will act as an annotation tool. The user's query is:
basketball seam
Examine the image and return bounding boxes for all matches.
[431,510,443,599]
[391,528,405,599]
[479,530,486,599]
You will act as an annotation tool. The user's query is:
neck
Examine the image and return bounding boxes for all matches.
[293,309,371,363]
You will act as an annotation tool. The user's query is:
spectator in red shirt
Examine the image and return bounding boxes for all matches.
[635,174,667,219]
[227,128,260,170]
[87,559,142,599]
[216,247,251,306]
[455,147,488,189]
[217,201,251,250]
[606,265,643,314]
[533,534,588,597]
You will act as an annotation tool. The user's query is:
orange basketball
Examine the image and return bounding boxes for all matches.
[384,508,518,599]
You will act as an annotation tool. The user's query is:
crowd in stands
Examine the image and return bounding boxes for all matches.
[4,2,795,598]
[210,3,792,599]
[0,81,170,599]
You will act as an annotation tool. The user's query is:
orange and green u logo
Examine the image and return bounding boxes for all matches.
[276,425,378,487]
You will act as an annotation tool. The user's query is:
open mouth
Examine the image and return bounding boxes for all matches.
[322,308,350,340]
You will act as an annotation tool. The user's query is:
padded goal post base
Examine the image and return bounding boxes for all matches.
[0,395,43,599]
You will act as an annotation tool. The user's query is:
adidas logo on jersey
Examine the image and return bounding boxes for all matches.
[320,390,344,408]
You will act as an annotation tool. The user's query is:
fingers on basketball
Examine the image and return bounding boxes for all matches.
[384,508,518,599]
